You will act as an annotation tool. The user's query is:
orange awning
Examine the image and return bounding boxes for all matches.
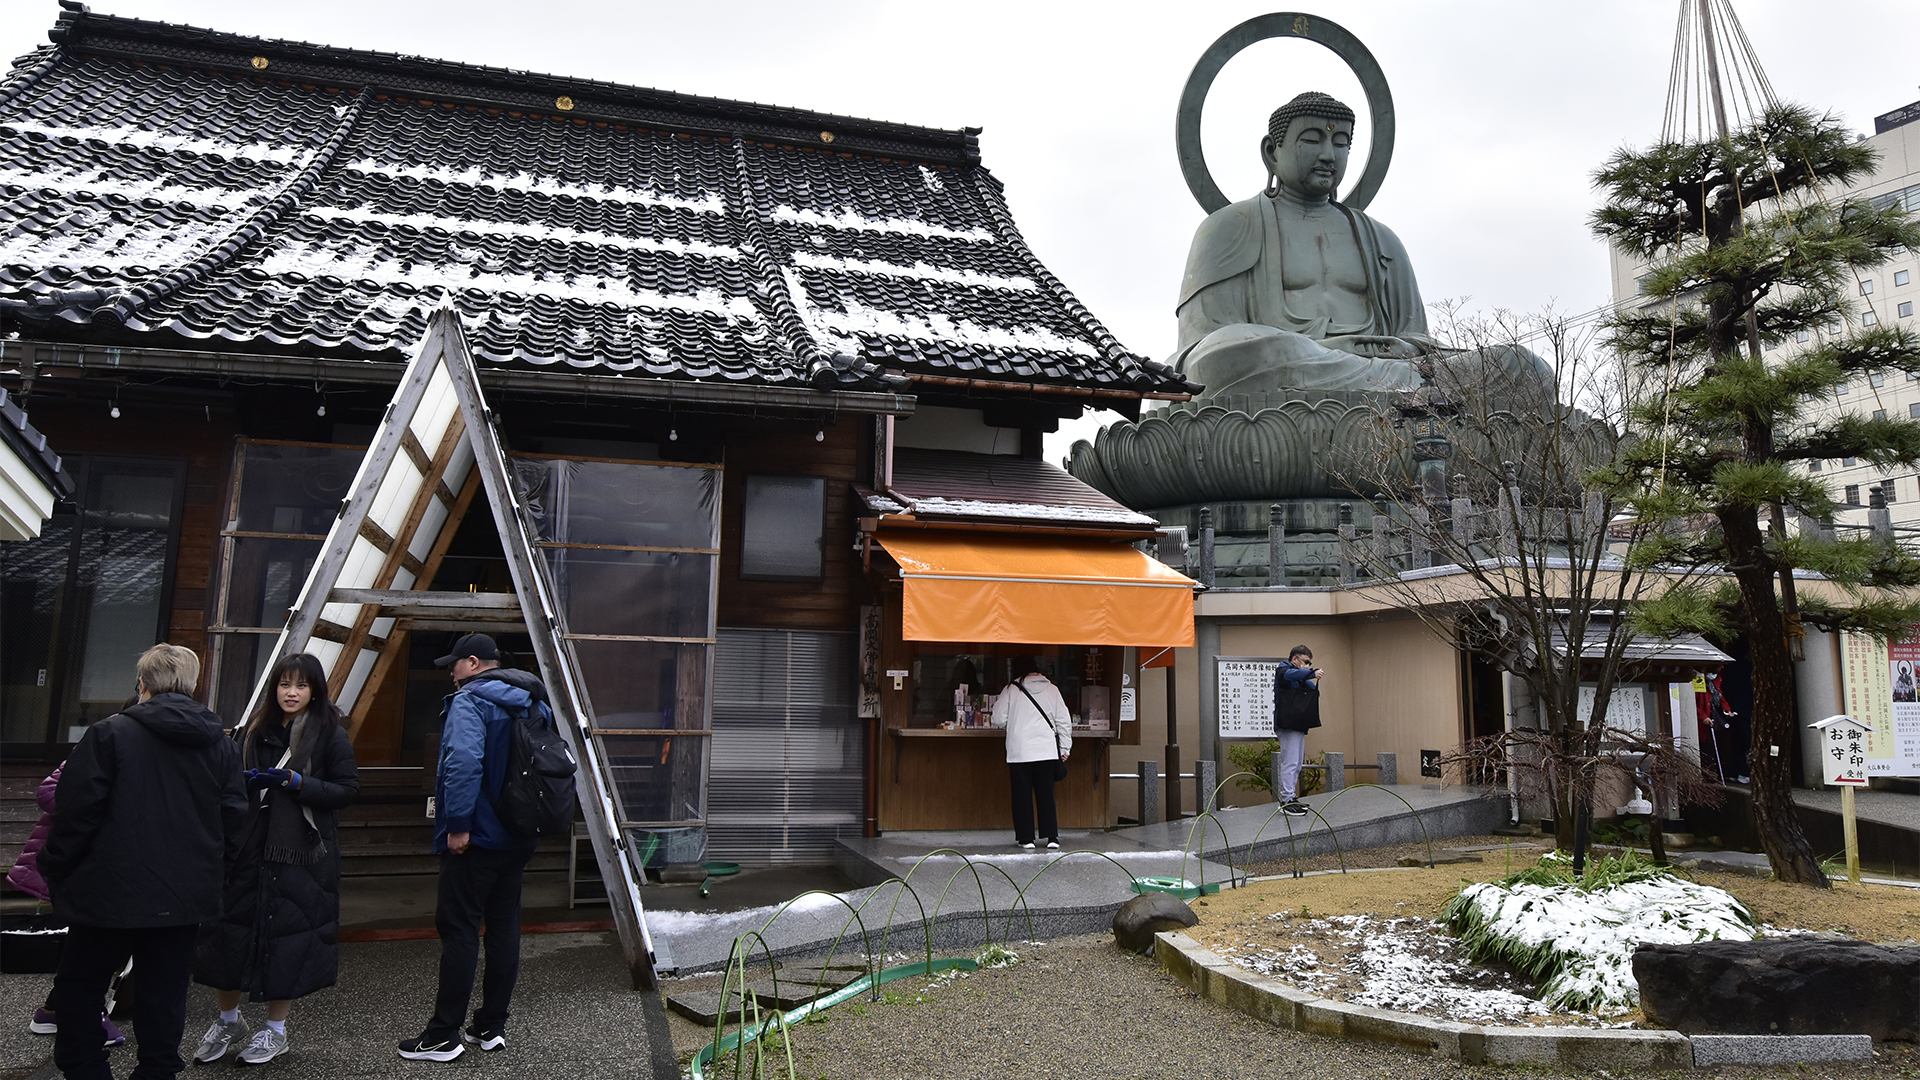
[880,533,1196,647]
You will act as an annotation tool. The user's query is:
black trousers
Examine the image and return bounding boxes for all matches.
[51,922,196,1080]
[1008,759,1060,844]
[426,845,534,1040]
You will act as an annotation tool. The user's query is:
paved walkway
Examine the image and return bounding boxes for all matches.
[1793,786,1920,830]
[647,784,1502,975]
[0,931,659,1080]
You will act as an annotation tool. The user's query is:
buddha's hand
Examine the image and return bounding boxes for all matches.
[1325,334,1423,359]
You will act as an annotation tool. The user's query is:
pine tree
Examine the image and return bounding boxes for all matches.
[1592,104,1920,886]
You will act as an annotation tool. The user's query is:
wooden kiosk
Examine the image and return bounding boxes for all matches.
[861,517,1197,832]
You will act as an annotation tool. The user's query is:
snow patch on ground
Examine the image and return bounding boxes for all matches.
[1225,913,1549,1025]
[642,890,846,939]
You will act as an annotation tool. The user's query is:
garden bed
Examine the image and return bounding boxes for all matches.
[1188,842,1920,1029]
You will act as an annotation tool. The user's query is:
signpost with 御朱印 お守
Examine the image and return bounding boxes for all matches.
[1808,714,1874,883]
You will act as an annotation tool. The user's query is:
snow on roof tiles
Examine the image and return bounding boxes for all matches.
[0,12,1185,396]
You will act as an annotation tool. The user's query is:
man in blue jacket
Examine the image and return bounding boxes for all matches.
[1272,645,1325,818]
[398,634,547,1062]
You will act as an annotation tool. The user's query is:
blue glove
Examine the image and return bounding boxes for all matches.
[260,767,302,791]
[244,769,274,792]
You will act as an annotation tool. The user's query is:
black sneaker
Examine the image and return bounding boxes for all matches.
[397,1034,465,1061]
[463,1025,506,1052]
[1281,802,1309,818]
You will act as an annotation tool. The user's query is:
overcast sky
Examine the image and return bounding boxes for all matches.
[1,1,1913,457]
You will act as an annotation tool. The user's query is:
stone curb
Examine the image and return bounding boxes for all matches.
[1691,1034,1874,1065]
[1154,930,1712,1069]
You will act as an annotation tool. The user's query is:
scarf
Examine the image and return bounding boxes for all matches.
[247,710,326,866]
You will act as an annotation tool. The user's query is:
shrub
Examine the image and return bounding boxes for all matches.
[1225,740,1325,800]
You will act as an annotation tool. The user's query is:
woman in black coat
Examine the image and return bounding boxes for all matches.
[191,653,358,1066]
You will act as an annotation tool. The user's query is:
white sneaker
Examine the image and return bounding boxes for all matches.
[1045,839,1060,849]
[194,1016,250,1063]
[1020,842,1035,850]
[238,1027,288,1064]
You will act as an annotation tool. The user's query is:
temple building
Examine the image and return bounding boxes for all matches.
[0,0,1199,949]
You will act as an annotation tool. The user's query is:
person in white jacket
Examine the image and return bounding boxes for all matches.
[991,657,1072,850]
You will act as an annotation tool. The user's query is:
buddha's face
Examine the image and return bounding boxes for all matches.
[1262,116,1352,200]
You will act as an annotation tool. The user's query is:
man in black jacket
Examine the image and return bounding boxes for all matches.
[40,643,247,1080]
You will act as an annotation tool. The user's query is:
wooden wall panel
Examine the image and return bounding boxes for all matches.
[19,391,240,688]
[715,417,865,631]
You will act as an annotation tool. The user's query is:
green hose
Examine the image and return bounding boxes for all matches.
[689,957,979,1080]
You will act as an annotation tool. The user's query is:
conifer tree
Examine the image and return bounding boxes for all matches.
[1592,104,1920,886]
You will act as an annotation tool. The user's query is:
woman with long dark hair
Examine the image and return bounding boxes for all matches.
[190,653,359,1066]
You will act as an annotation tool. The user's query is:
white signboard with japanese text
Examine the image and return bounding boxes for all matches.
[1811,715,1873,786]
[1216,656,1280,739]
[1577,685,1648,733]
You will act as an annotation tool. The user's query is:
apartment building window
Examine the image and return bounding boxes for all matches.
[1874,409,1887,420]
[1845,457,1859,466]
[1910,403,1920,418]
[1862,280,1875,295]
[1845,484,1860,504]
[1896,269,1910,287]
[1887,481,1899,504]
[1902,301,1915,318]
[1810,459,1824,472]
[1864,311,1879,327]
[1871,372,1885,387]
[1795,329,1810,343]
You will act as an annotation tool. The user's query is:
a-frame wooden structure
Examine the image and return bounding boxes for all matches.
[244,309,659,988]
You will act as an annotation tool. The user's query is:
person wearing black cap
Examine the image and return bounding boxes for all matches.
[398,633,551,1062]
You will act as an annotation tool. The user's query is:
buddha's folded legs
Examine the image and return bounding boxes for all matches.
[1177,322,1424,397]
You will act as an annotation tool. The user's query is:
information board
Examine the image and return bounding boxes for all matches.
[1885,633,1920,775]
[1813,716,1872,786]
[1216,656,1280,739]
[1577,685,1648,732]
[1840,629,1920,776]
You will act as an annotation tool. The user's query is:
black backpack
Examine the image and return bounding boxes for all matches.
[491,699,578,838]
[1273,671,1322,734]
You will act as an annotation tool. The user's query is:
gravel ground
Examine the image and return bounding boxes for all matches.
[662,931,1920,1080]
[1242,833,1549,879]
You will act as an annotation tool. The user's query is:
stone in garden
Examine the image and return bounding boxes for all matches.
[1397,851,1482,866]
[1112,892,1198,953]
[1633,938,1920,1041]
[666,987,751,1026]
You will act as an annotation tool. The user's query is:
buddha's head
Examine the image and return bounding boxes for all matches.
[1261,92,1356,202]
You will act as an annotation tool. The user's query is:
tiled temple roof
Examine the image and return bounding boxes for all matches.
[0,3,1191,397]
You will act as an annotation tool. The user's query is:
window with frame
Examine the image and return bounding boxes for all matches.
[1862,280,1875,295]
[1897,269,1911,287]
[2,456,187,743]
[1845,484,1860,504]
[1845,457,1859,466]
[1796,329,1811,343]
[205,440,366,720]
[1911,403,1920,418]
[1901,301,1915,318]
[738,475,826,581]
[1865,311,1879,326]
[1874,409,1887,420]
[1886,481,1899,504]
[1810,459,1824,472]
[1871,372,1886,386]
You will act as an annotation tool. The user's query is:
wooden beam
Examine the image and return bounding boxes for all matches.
[346,467,482,742]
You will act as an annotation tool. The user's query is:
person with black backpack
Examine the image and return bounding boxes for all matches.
[399,633,566,1062]
[1272,645,1325,818]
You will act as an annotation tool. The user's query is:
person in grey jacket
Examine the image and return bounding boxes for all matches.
[990,657,1072,850]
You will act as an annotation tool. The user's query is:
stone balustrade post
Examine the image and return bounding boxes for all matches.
[1198,506,1216,588]
[1371,509,1389,575]
[1337,503,1356,584]
[1376,752,1398,786]
[1268,503,1286,588]
[1195,759,1218,814]
[1323,750,1345,792]
[1137,760,1161,826]
[1451,495,1473,558]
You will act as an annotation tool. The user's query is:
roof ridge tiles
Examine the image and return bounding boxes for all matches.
[86,86,372,329]
[49,5,982,166]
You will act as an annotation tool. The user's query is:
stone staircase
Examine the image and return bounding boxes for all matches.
[340,767,568,876]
